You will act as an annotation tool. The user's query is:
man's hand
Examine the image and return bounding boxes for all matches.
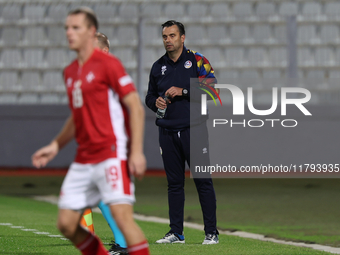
[156,97,167,109]
[128,152,147,180]
[32,140,59,169]
[166,86,182,98]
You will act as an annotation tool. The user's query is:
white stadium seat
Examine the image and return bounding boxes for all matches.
[315,47,334,66]
[188,3,207,18]
[1,49,22,68]
[210,3,229,17]
[239,70,262,89]
[253,24,273,43]
[21,71,41,91]
[305,70,326,88]
[42,71,65,92]
[3,4,21,22]
[233,2,253,19]
[269,47,287,67]
[142,4,163,18]
[278,2,298,16]
[298,47,314,66]
[116,25,137,45]
[324,2,340,18]
[328,70,340,88]
[230,24,251,43]
[0,71,19,91]
[23,4,46,22]
[118,3,138,18]
[47,26,66,46]
[297,25,318,44]
[23,49,45,68]
[263,70,283,88]
[164,3,185,17]
[207,25,228,44]
[40,94,60,104]
[1,27,21,46]
[256,2,276,19]
[18,93,39,104]
[320,25,340,44]
[22,27,47,46]
[94,3,116,22]
[47,4,67,22]
[248,47,268,67]
[225,47,245,67]
[46,49,68,68]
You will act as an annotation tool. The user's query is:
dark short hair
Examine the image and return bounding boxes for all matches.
[96,32,110,49]
[68,7,98,30]
[161,20,185,36]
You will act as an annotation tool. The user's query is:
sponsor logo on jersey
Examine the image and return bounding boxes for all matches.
[86,72,95,83]
[184,60,192,69]
[161,65,167,75]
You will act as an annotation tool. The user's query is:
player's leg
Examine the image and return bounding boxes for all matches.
[110,203,149,254]
[157,128,186,243]
[98,200,127,248]
[183,124,219,244]
[96,158,150,255]
[58,162,110,255]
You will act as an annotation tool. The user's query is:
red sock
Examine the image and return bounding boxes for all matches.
[76,232,109,255]
[128,240,150,255]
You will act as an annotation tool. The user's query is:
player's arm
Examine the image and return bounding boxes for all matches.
[31,114,75,169]
[122,92,146,180]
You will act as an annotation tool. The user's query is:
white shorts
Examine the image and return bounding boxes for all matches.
[58,158,135,210]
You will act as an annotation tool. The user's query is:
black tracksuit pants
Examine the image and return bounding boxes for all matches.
[159,123,217,235]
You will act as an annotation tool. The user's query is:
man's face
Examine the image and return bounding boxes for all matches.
[162,25,185,53]
[65,13,95,51]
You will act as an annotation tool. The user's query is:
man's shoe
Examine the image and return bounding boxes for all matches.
[202,233,219,244]
[108,241,128,255]
[156,232,185,244]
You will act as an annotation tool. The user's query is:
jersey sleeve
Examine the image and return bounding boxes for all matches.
[107,58,136,99]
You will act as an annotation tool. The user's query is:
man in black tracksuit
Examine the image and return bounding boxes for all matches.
[145,20,219,245]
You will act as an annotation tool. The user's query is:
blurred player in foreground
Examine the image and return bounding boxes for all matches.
[32,7,150,255]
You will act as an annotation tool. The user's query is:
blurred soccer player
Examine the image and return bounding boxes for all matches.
[93,31,128,254]
[32,7,150,255]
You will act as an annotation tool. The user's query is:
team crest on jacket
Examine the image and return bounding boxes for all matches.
[184,60,192,69]
[161,65,167,75]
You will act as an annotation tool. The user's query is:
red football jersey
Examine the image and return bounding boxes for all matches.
[63,49,136,164]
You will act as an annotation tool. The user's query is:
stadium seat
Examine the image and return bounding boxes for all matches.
[2,4,21,22]
[278,2,298,16]
[1,49,22,68]
[18,93,40,104]
[21,71,41,92]
[320,25,340,44]
[40,94,60,104]
[253,24,274,44]
[142,3,163,18]
[230,24,251,44]
[324,2,340,19]
[0,93,18,104]
[94,3,116,22]
[255,2,277,19]
[188,3,207,18]
[23,49,45,68]
[233,2,253,19]
[315,47,334,66]
[297,25,319,44]
[22,27,47,46]
[113,48,137,69]
[269,47,287,67]
[118,3,138,19]
[298,47,314,66]
[47,4,67,22]
[1,27,21,46]
[274,25,287,44]
[305,70,326,88]
[218,70,239,85]
[225,47,245,67]
[248,47,268,67]
[47,26,66,46]
[204,47,226,68]
[164,3,185,17]
[46,49,68,68]
[67,50,77,63]
[23,4,46,22]
[301,2,322,20]
[210,3,229,18]
[262,70,283,88]
[142,25,160,45]
[207,25,229,44]
[185,25,207,45]
[328,70,340,88]
[239,70,262,89]
[116,25,137,45]
[42,71,65,93]
[60,94,68,104]
[0,71,19,91]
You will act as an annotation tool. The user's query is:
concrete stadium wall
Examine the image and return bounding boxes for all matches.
[0,104,339,169]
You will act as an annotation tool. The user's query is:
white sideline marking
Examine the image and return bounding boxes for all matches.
[21,229,38,231]
[33,195,340,254]
[48,235,63,238]
[0,223,12,226]
[34,232,50,235]
[10,226,24,228]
